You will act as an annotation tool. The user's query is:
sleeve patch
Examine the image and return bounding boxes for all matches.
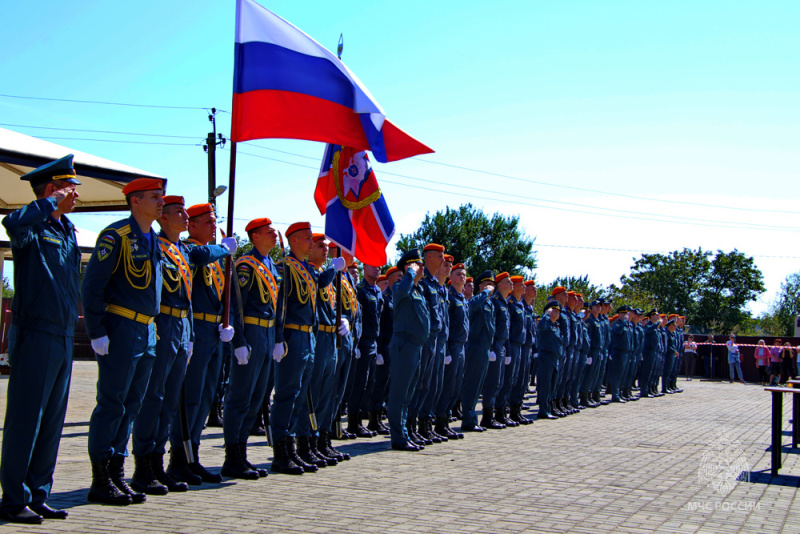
[97,242,114,261]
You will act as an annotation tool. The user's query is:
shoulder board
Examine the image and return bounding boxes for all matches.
[112,224,131,237]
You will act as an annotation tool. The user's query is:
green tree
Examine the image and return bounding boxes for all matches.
[619,248,764,331]
[760,271,800,336]
[395,204,536,276]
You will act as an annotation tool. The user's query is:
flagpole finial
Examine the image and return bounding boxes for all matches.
[337,33,343,59]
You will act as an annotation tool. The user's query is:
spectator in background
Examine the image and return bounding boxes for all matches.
[769,339,783,386]
[780,342,796,384]
[754,340,770,385]
[726,335,745,384]
[683,335,698,381]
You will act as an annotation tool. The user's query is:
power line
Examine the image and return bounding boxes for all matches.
[36,136,200,146]
[0,93,227,112]
[231,148,800,232]
[0,122,200,140]
[415,158,800,215]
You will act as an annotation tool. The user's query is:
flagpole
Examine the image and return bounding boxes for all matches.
[221,141,238,329]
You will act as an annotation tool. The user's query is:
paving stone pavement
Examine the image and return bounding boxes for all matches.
[1,362,799,533]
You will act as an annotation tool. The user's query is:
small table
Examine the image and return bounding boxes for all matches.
[764,386,800,475]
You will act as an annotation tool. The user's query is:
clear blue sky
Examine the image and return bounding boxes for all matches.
[2,0,798,315]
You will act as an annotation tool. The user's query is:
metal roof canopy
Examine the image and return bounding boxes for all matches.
[0,126,165,214]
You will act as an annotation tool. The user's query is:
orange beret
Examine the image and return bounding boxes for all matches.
[510,275,524,283]
[348,260,360,267]
[496,272,509,283]
[286,222,311,236]
[610,314,619,322]
[523,280,536,286]
[443,254,454,262]
[575,293,584,299]
[423,243,445,252]
[386,266,400,277]
[552,286,567,296]
[245,217,272,233]
[451,263,466,271]
[659,314,667,318]
[466,277,473,283]
[122,177,165,196]
[187,203,214,218]
[668,314,678,319]
[377,275,387,283]
[680,316,686,320]
[162,195,184,207]
[312,233,327,242]
[567,291,576,296]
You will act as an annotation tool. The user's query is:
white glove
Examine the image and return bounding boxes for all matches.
[331,257,346,271]
[91,336,110,356]
[444,355,452,365]
[585,357,593,365]
[376,353,385,365]
[489,351,497,362]
[533,352,539,359]
[505,356,511,365]
[234,346,250,365]
[187,342,194,362]
[272,342,287,362]
[221,237,238,255]
[337,318,350,336]
[218,324,234,343]
[355,348,362,359]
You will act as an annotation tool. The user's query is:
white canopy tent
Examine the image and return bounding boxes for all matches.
[0,126,165,214]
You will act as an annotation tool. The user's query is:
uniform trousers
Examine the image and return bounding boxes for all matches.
[88,316,156,462]
[273,330,315,440]
[510,345,532,406]
[435,341,466,419]
[223,323,274,444]
[498,341,523,408]
[299,330,336,438]
[409,334,438,419]
[460,341,490,428]
[387,334,422,446]
[0,327,72,513]
[481,341,507,411]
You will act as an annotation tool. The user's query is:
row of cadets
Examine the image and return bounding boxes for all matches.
[346,260,384,437]
[81,177,167,506]
[169,203,237,483]
[271,222,345,474]
[460,270,496,431]
[224,217,279,479]
[434,262,469,438]
[497,275,527,426]
[0,156,81,523]
[129,196,234,496]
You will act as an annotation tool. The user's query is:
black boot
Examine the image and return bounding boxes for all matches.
[151,453,188,492]
[286,437,318,473]
[189,443,222,483]
[87,458,132,505]
[220,443,259,480]
[497,406,518,427]
[367,411,390,435]
[239,442,268,477]
[296,436,327,468]
[481,407,505,429]
[269,437,304,475]
[408,416,431,445]
[166,446,202,485]
[108,456,146,504]
[435,415,460,439]
[418,418,442,443]
[320,431,350,461]
[206,401,223,427]
[453,401,463,421]
[310,436,338,466]
[130,454,169,495]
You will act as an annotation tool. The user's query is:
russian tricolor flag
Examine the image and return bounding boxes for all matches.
[231,0,433,163]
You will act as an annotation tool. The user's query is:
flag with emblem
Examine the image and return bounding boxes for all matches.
[231,0,433,163]
[315,144,394,266]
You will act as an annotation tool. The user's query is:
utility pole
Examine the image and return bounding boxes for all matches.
[204,108,227,208]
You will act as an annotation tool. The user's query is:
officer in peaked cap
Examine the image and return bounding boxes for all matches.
[0,155,81,523]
